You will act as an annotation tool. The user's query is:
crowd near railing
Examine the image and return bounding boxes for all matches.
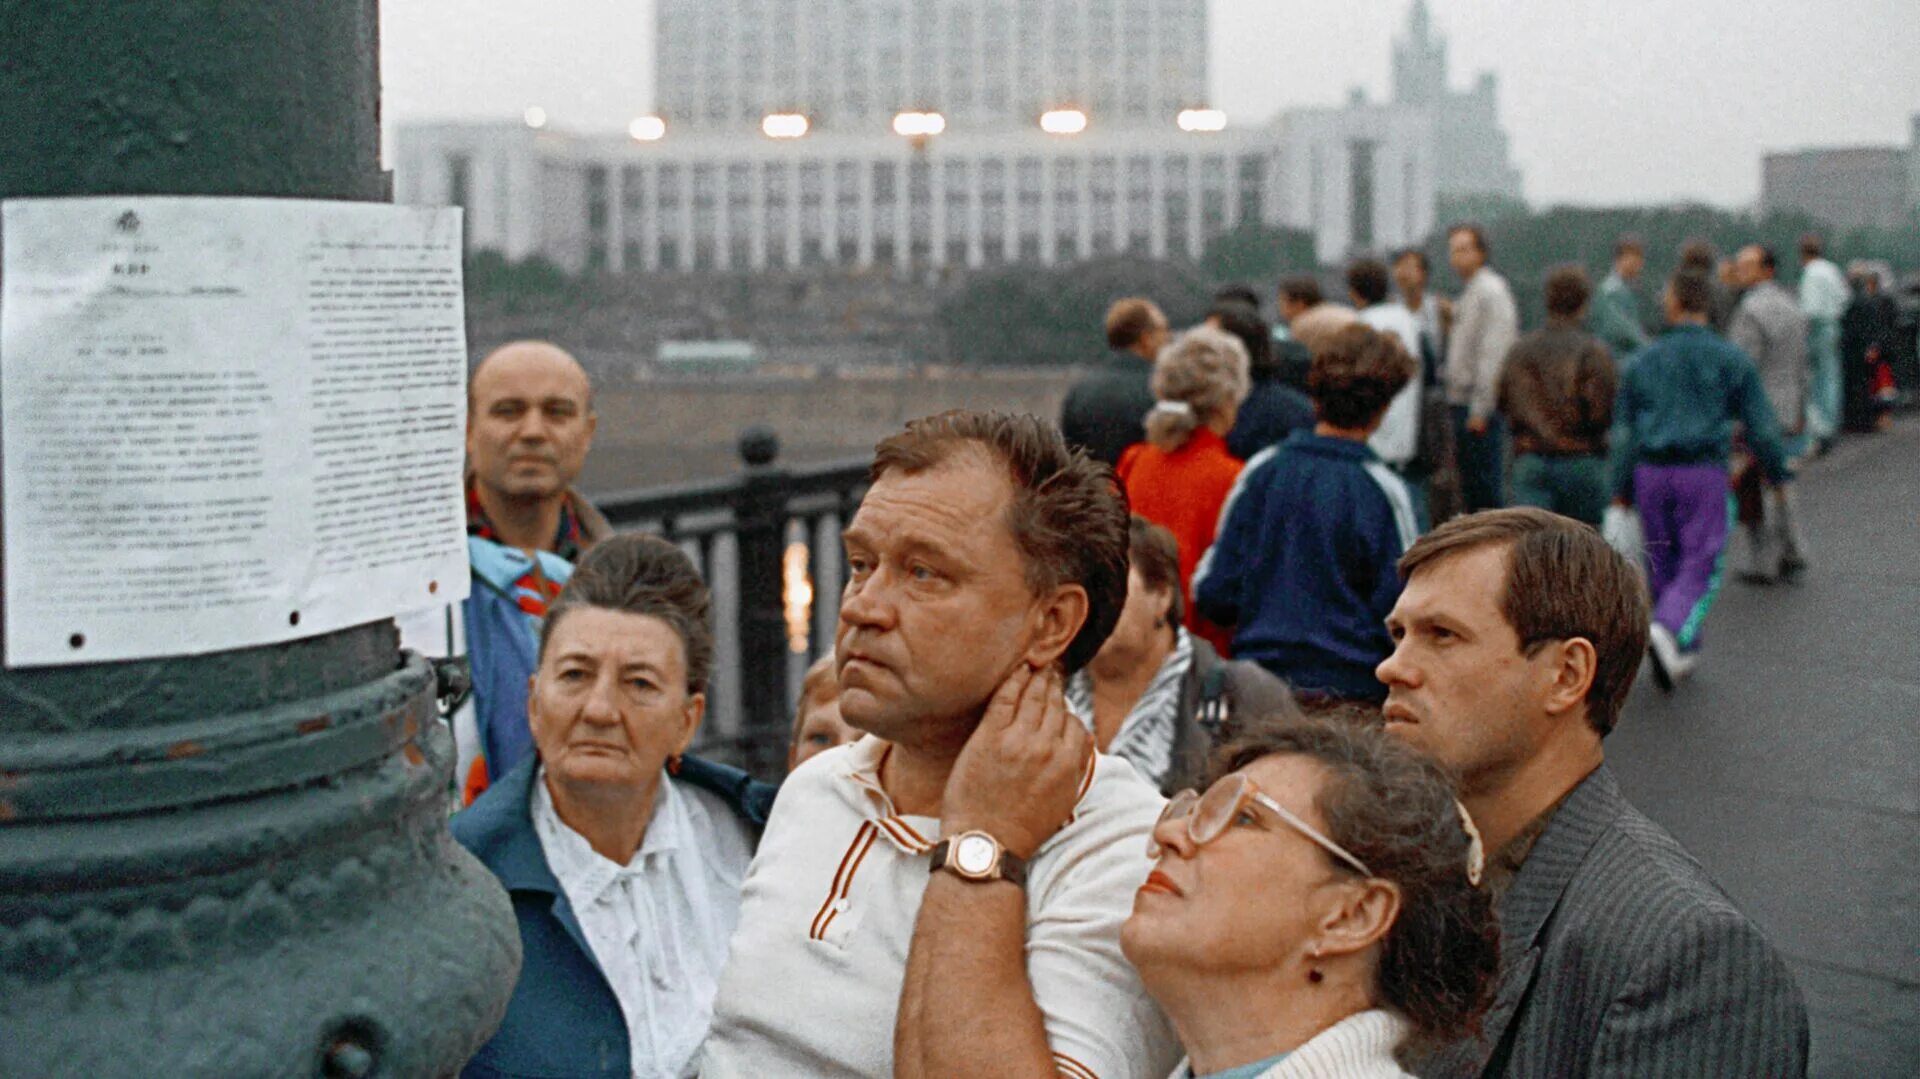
[595,426,868,776]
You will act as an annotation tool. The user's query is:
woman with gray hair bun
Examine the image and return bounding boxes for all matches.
[1118,325,1253,656]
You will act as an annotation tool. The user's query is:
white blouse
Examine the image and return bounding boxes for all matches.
[532,769,756,1078]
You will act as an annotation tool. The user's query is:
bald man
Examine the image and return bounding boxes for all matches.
[465,340,607,556]
[402,340,612,804]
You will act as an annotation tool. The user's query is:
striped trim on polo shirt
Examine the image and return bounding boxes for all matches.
[810,821,880,940]
[1053,1050,1102,1079]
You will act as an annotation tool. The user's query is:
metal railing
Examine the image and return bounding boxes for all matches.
[595,426,869,778]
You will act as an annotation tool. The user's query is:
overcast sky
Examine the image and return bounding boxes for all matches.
[382,0,1920,208]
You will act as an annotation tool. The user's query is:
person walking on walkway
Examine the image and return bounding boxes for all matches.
[1060,297,1170,467]
[1613,270,1793,688]
[1593,235,1650,359]
[1444,224,1520,514]
[1729,244,1813,583]
[1498,266,1617,527]
[1797,233,1849,448]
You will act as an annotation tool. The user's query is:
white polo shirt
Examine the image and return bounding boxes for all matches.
[700,735,1180,1079]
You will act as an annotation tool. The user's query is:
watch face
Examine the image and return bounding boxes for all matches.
[955,834,998,875]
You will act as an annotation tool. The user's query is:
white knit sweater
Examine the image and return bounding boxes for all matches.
[1166,1010,1414,1079]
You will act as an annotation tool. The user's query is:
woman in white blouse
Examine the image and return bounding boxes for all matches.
[454,534,773,1079]
[1121,713,1498,1078]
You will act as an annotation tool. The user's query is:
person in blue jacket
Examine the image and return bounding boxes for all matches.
[454,533,777,1078]
[1194,324,1420,704]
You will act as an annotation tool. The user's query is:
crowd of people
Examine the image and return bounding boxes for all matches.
[396,217,1905,1076]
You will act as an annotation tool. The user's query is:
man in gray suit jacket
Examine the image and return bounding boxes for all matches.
[1377,508,1809,1078]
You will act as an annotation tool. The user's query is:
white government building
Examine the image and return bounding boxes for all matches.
[396,1,1518,275]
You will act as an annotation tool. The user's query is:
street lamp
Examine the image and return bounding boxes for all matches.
[523,105,548,129]
[1040,108,1088,135]
[1177,108,1228,133]
[892,111,947,138]
[628,115,667,142]
[762,113,810,139]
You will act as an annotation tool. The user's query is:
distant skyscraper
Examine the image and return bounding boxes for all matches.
[1390,0,1523,205]
[655,0,1207,134]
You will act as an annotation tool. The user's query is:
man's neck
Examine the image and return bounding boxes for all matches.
[1464,731,1604,856]
[1313,421,1374,444]
[475,485,566,553]
[1152,965,1372,1075]
[879,735,966,818]
[1400,289,1425,312]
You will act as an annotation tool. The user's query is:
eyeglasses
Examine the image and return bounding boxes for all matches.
[1148,772,1373,877]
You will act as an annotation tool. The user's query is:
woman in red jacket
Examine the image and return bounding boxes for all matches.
[1117,325,1251,655]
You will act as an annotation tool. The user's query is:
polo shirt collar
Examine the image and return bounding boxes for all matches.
[834,734,1099,854]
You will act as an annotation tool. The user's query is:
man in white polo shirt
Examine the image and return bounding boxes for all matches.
[702,411,1180,1079]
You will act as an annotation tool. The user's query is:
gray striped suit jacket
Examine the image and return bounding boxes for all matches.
[1414,765,1809,1078]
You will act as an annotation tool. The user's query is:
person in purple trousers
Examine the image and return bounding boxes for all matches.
[1609,268,1792,689]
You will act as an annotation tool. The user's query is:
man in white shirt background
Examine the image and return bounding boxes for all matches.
[701,411,1179,1079]
[1349,257,1424,477]
[1796,232,1850,452]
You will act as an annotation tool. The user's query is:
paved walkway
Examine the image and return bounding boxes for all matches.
[1605,415,1919,1076]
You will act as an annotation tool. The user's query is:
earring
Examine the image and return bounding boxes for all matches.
[1307,945,1324,984]
[667,754,684,775]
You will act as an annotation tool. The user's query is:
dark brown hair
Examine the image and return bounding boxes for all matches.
[1669,268,1712,315]
[541,533,715,694]
[1128,515,1184,630]
[1279,275,1324,307]
[1543,264,1591,318]
[1398,508,1650,735]
[1798,232,1823,259]
[1678,238,1717,272]
[1308,323,1415,430]
[1346,258,1391,307]
[871,411,1129,674]
[1210,712,1500,1047]
[1106,297,1166,350]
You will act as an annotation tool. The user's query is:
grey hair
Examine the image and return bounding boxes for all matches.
[1145,326,1252,452]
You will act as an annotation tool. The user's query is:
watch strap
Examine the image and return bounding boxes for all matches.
[929,835,1027,886]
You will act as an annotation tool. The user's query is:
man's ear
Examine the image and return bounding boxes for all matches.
[1023,583,1089,669]
[1541,636,1598,718]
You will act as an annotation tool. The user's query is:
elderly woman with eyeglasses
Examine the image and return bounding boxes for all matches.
[1121,714,1499,1078]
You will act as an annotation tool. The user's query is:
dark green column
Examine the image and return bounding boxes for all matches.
[0,5,520,1076]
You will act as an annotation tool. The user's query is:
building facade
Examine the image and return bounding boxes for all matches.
[656,0,1206,134]
[1760,116,1920,233]
[396,0,1459,274]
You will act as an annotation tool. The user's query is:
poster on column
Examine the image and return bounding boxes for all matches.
[0,197,471,667]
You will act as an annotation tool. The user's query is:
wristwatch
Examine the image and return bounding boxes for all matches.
[929,830,1027,886]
